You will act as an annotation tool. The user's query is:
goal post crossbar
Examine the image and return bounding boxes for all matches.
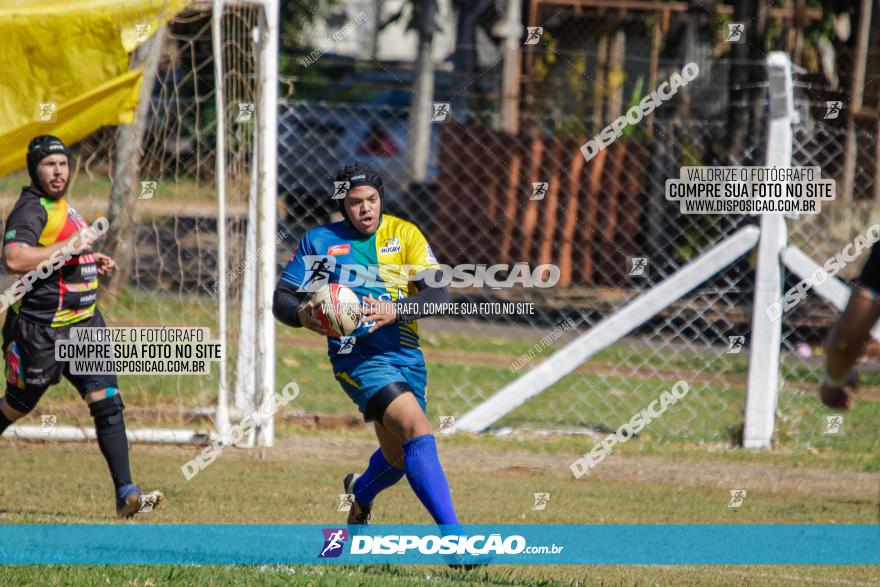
[5,425,209,445]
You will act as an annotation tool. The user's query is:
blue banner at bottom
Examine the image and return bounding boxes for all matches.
[0,525,876,565]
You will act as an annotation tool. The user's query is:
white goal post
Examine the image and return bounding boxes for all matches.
[212,0,279,447]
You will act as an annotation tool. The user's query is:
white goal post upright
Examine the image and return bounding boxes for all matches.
[253,0,279,447]
[233,147,258,416]
[212,0,232,438]
[215,0,279,447]
[740,53,793,448]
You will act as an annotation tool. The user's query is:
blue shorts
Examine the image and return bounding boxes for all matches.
[333,357,427,419]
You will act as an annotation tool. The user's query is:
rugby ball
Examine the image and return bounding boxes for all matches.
[311,283,362,337]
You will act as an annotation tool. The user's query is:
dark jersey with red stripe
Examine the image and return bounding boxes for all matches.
[2,187,98,326]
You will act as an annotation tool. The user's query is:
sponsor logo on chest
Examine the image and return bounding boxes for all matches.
[380,237,401,255]
[80,262,98,278]
[327,244,350,256]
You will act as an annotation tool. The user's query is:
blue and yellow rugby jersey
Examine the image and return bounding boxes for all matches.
[279,214,440,366]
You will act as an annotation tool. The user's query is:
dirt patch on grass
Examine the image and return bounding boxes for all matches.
[2,430,875,505]
[265,435,878,502]
[17,396,877,504]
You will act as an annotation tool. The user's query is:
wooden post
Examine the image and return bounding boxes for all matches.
[581,146,607,283]
[793,0,806,64]
[104,25,168,294]
[646,11,665,138]
[499,150,523,266]
[538,140,562,270]
[559,146,585,287]
[405,0,436,183]
[593,34,608,129]
[520,138,545,261]
[501,0,523,134]
[843,0,872,204]
[604,29,625,122]
[521,0,539,124]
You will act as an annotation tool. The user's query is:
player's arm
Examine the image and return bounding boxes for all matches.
[4,238,78,274]
[361,269,449,333]
[272,236,326,335]
[394,269,449,322]
[361,225,448,332]
[273,280,324,333]
[396,226,448,322]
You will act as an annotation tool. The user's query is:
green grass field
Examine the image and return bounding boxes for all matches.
[5,563,879,586]
[1,289,878,585]
[0,426,877,585]
[0,170,235,224]
[31,288,880,454]
[0,170,217,205]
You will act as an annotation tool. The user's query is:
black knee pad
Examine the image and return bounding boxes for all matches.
[89,394,125,428]
[4,385,48,415]
[364,382,413,424]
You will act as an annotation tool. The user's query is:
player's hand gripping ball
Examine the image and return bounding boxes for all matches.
[310,284,362,337]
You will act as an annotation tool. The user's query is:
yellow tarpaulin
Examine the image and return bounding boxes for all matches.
[0,0,188,176]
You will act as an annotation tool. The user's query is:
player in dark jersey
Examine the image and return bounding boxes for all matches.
[819,242,880,410]
[273,163,463,532]
[0,136,162,517]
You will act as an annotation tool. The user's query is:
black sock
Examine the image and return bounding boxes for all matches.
[89,396,133,490]
[0,409,12,435]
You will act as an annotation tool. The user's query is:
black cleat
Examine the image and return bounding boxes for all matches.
[343,472,371,525]
[116,484,163,519]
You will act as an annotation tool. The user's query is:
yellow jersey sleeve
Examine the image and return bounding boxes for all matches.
[402,222,440,274]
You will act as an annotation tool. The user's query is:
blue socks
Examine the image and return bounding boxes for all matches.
[403,434,460,526]
[354,435,461,529]
[354,448,405,508]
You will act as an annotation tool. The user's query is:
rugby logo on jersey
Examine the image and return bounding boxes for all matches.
[328,244,350,256]
[78,292,97,306]
[379,237,401,255]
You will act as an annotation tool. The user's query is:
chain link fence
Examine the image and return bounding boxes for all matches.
[275,55,877,452]
[1,6,876,452]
